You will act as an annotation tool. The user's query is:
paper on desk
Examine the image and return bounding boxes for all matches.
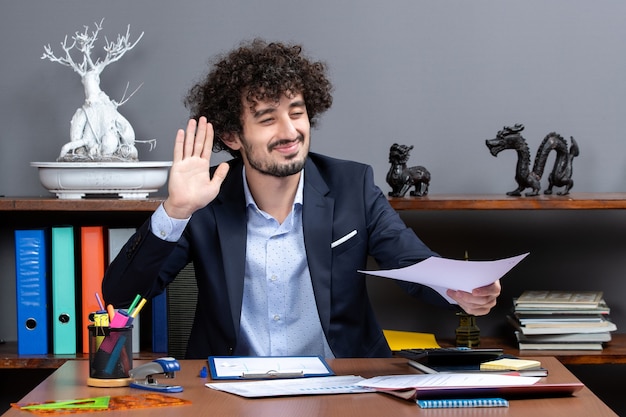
[206,375,372,398]
[360,252,529,303]
[356,373,540,390]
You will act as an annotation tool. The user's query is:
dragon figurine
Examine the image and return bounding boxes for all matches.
[485,124,580,196]
[386,143,431,197]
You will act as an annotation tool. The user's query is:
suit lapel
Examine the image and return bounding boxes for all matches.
[213,160,247,336]
[302,158,334,334]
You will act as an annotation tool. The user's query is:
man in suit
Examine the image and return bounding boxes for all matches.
[102,39,500,359]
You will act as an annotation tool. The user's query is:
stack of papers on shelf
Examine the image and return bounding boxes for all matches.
[508,290,617,350]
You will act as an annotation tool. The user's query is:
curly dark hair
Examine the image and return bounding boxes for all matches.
[184,39,334,157]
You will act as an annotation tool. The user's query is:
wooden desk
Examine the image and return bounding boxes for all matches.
[2,357,617,417]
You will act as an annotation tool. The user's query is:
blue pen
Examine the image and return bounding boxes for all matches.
[104,334,127,375]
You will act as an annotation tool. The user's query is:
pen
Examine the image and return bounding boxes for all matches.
[95,292,105,311]
[104,334,127,375]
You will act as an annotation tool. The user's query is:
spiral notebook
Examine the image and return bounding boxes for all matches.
[417,397,509,408]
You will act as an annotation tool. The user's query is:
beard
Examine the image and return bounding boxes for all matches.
[241,134,308,178]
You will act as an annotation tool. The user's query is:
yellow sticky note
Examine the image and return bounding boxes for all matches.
[383,329,440,351]
[480,358,541,371]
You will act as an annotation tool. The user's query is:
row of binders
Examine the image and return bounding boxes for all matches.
[507,290,617,350]
[14,226,140,356]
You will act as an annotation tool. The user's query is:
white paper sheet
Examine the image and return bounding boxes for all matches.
[359,252,529,303]
[356,373,540,390]
[206,375,372,397]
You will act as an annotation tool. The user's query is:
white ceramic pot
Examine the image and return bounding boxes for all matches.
[31,161,172,199]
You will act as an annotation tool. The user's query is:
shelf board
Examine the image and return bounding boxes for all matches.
[389,193,626,210]
[3,334,625,369]
[0,197,163,212]
[3,193,626,212]
[440,334,626,366]
[0,342,163,369]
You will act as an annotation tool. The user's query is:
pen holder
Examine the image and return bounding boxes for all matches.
[87,325,133,387]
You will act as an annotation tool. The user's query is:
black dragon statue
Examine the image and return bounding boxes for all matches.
[386,143,431,197]
[485,124,579,196]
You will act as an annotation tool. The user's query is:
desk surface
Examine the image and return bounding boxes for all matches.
[3,357,617,417]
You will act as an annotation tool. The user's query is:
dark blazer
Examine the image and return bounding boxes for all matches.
[102,153,447,358]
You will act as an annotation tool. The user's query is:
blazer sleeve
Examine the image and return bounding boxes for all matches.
[102,217,190,308]
[362,165,453,308]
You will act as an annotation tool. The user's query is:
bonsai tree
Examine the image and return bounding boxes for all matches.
[42,19,152,162]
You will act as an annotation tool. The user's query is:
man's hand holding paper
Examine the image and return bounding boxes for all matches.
[360,253,529,314]
[447,280,502,315]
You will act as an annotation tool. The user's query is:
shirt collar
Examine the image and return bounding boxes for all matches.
[242,166,304,211]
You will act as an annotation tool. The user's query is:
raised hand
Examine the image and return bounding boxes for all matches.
[163,117,229,219]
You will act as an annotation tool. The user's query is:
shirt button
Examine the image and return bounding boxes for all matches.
[273,314,280,321]
[160,230,167,237]
[270,275,277,282]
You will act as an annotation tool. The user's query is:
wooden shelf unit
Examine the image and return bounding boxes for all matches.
[1,193,625,368]
[452,334,626,366]
[3,335,625,369]
[0,342,162,369]
[388,193,626,211]
[0,197,162,212]
[3,193,626,212]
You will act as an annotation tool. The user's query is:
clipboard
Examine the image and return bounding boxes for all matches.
[208,356,335,380]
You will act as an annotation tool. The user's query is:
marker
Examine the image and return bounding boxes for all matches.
[106,304,116,323]
[109,310,129,328]
[126,298,147,326]
[126,294,142,317]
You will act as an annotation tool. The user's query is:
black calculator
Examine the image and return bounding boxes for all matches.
[396,347,504,366]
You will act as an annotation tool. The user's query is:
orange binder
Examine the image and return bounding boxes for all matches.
[81,226,106,353]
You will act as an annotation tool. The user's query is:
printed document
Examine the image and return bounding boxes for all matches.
[360,252,529,303]
[206,375,371,397]
[356,373,540,390]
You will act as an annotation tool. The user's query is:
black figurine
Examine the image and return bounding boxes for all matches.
[386,143,431,197]
[485,124,579,196]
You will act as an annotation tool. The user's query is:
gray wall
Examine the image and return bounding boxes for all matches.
[1,1,626,342]
[2,1,626,196]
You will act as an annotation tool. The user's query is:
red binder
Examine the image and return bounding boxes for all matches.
[81,226,106,353]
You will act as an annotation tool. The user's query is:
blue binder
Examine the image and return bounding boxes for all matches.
[152,290,168,353]
[51,226,77,355]
[15,229,49,355]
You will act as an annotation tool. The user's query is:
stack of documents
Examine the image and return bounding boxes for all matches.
[508,290,617,350]
[206,371,583,400]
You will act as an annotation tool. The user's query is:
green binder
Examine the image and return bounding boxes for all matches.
[51,226,77,355]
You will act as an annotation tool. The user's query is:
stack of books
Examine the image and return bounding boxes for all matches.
[508,290,617,350]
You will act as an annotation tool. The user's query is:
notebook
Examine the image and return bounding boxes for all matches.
[417,397,509,408]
